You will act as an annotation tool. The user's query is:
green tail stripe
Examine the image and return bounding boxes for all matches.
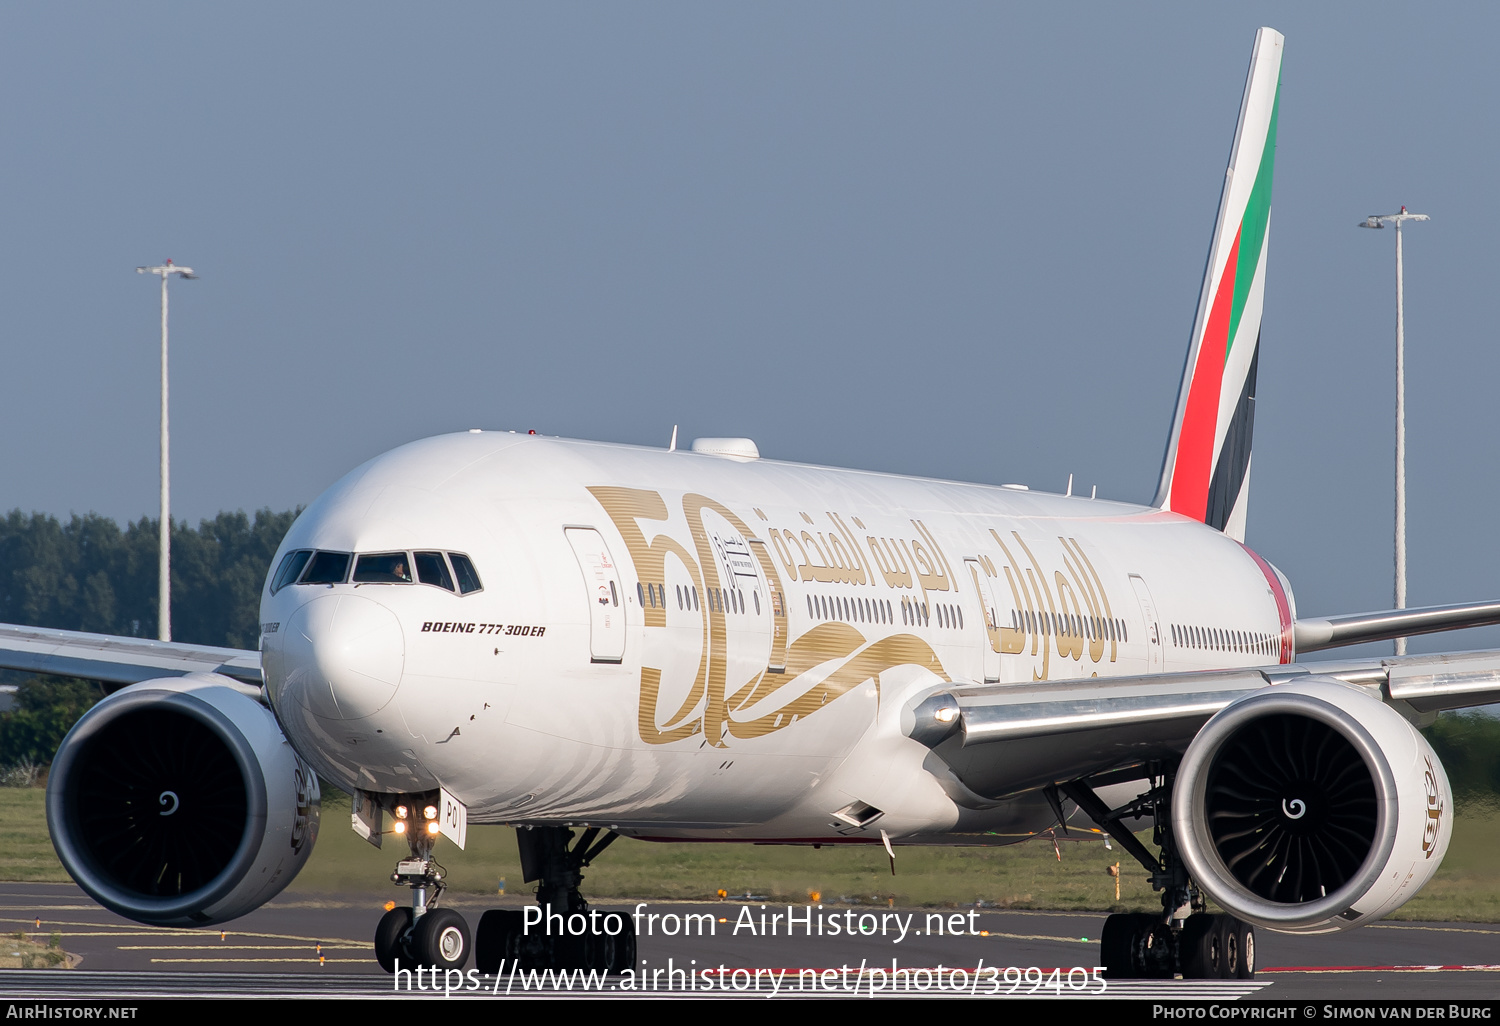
[1225,79,1280,362]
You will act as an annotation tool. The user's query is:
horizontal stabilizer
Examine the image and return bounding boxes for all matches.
[1294,600,1500,654]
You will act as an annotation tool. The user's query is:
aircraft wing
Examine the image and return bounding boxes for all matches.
[1294,599,1500,653]
[0,622,261,688]
[908,649,1500,801]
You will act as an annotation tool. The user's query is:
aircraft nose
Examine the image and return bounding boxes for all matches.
[277,594,405,721]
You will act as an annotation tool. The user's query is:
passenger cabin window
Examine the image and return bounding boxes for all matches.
[301,551,352,585]
[354,552,414,583]
[271,550,313,593]
[414,551,455,591]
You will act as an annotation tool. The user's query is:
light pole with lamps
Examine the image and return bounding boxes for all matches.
[1359,207,1428,655]
[136,259,197,643]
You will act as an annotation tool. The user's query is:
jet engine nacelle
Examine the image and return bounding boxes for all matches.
[46,673,320,927]
[1172,677,1450,935]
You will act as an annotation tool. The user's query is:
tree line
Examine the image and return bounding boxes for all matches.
[0,508,297,769]
[0,508,296,648]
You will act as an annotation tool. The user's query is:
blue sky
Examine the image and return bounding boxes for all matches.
[1,4,1496,656]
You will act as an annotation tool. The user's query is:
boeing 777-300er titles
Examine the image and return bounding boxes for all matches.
[11,27,1500,981]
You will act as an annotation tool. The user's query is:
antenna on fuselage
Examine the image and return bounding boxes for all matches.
[1066,474,1073,497]
[668,425,678,452]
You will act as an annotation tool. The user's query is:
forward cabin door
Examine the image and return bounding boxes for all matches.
[565,528,625,664]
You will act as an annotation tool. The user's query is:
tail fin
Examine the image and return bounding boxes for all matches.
[1154,27,1283,543]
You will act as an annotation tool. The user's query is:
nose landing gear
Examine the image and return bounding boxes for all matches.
[372,791,471,972]
[367,804,632,976]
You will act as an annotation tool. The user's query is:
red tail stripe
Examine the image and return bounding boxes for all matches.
[1169,229,1241,522]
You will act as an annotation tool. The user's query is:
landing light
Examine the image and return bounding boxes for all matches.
[935,707,958,724]
[395,805,409,819]
[394,821,407,835]
[426,822,440,835]
[423,805,438,821]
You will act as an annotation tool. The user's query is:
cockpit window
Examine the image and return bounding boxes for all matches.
[414,551,455,592]
[448,553,482,594]
[275,548,477,594]
[354,552,414,583]
[271,549,313,594]
[300,550,352,585]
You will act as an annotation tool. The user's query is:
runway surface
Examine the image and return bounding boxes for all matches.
[3,881,1499,1000]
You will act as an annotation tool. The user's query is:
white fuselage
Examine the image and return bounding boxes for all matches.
[260,432,1294,844]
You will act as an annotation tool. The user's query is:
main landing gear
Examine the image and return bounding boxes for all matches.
[373,793,471,973]
[473,826,637,975]
[1053,764,1256,981]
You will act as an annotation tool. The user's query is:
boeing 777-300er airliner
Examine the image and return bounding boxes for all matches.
[9,27,1500,980]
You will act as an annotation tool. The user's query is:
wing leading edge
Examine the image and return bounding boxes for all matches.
[0,621,261,688]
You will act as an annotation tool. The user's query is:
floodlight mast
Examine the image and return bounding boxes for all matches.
[135,260,197,643]
[1359,208,1428,656]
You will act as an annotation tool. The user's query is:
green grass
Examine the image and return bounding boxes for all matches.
[7,785,1500,919]
[0,927,69,969]
[0,788,65,882]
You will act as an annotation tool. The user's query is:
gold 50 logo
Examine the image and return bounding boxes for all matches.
[589,487,946,748]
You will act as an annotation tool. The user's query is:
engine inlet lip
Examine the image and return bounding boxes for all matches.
[46,688,270,923]
[1172,682,1397,927]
